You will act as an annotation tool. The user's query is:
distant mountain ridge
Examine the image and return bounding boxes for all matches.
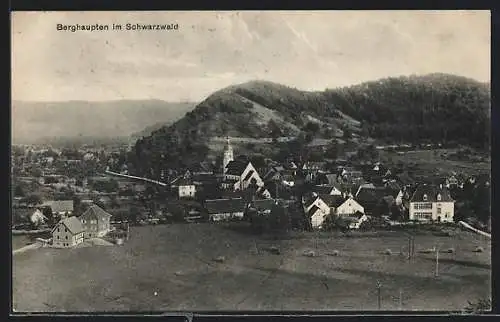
[11,100,195,145]
[131,73,490,174]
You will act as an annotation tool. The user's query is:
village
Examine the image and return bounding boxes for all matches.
[11,136,491,252]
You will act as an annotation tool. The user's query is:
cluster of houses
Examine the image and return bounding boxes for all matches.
[13,139,489,235]
[159,137,468,229]
[51,205,113,248]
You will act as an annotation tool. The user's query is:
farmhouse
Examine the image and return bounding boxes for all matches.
[205,198,246,222]
[302,192,332,229]
[170,175,196,198]
[333,196,365,217]
[79,205,112,238]
[42,200,74,218]
[51,216,85,248]
[409,184,455,222]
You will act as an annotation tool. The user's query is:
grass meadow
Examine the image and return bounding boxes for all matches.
[12,223,490,312]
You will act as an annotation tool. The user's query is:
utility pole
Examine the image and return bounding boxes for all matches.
[399,288,403,310]
[407,235,411,260]
[435,245,440,277]
[376,280,382,310]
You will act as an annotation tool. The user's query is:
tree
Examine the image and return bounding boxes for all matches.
[128,206,140,224]
[342,126,352,140]
[325,142,338,160]
[22,194,42,206]
[304,122,320,134]
[14,185,25,197]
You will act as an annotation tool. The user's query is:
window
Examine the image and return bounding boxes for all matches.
[437,207,441,214]
[57,228,60,232]
[423,194,428,201]
[65,236,68,240]
[414,203,432,210]
[437,194,442,201]
[57,236,59,240]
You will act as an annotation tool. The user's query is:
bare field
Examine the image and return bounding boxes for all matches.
[12,235,33,251]
[12,223,490,312]
[382,149,490,176]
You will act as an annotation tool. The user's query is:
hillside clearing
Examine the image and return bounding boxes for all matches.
[12,224,490,312]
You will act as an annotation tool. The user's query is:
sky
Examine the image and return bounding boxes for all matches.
[11,10,490,102]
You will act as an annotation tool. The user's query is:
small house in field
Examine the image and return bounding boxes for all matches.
[51,216,85,248]
[205,198,246,222]
[79,205,113,239]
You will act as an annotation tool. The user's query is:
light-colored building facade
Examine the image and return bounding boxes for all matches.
[409,185,455,222]
[51,216,85,248]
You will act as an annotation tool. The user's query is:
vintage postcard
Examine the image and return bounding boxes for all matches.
[11,10,491,313]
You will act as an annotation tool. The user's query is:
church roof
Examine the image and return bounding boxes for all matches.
[225,160,248,176]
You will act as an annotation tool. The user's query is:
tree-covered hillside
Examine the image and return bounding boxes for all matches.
[131,73,490,177]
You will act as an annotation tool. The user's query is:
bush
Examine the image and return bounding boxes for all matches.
[303,250,316,257]
[328,250,340,257]
[473,246,484,253]
[465,298,491,313]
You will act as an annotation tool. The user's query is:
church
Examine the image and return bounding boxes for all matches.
[220,137,266,193]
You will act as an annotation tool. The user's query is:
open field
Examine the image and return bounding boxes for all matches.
[381,149,490,176]
[12,235,33,251]
[12,223,490,312]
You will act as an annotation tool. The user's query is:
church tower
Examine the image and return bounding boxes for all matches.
[222,136,234,174]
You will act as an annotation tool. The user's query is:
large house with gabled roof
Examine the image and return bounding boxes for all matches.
[79,205,113,238]
[409,184,455,222]
[51,216,85,248]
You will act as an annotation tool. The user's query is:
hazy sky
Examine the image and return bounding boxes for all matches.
[12,10,490,102]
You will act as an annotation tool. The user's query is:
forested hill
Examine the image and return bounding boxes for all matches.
[131,73,490,175]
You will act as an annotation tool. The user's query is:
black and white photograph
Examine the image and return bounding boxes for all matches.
[11,10,491,313]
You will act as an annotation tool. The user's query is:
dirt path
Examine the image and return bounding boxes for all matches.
[13,242,41,255]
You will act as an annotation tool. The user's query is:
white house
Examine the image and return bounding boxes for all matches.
[170,176,196,198]
[51,216,85,248]
[409,184,455,222]
[335,197,365,217]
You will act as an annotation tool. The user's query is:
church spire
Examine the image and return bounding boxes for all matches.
[223,135,234,175]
